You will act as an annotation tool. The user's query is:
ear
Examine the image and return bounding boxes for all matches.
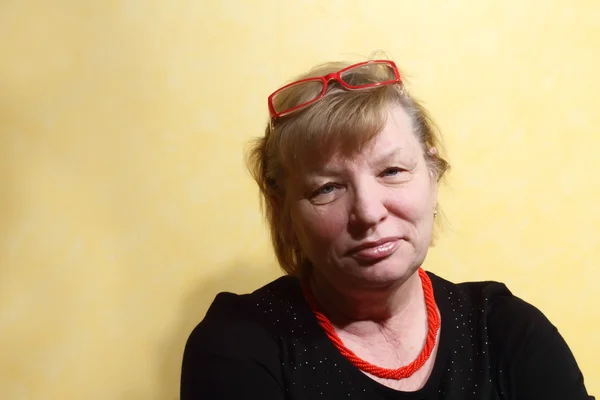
[427,146,439,181]
[426,148,439,209]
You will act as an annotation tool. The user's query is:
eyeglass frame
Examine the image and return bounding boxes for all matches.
[267,60,402,120]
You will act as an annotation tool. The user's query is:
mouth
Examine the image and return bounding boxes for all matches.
[347,237,401,262]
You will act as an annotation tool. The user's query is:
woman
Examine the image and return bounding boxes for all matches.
[181,59,594,399]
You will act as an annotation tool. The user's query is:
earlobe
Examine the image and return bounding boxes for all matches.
[428,147,438,156]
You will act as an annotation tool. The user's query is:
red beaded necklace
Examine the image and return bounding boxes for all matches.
[302,268,441,380]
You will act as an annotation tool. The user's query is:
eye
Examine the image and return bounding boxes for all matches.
[380,167,411,183]
[309,183,342,205]
[313,184,336,196]
[381,167,405,177]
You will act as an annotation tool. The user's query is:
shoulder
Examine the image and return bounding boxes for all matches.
[454,276,554,346]
[427,270,514,311]
[427,271,555,349]
[181,276,301,399]
[431,274,579,367]
[428,271,593,398]
[183,275,302,360]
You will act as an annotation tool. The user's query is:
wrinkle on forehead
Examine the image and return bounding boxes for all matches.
[285,105,420,179]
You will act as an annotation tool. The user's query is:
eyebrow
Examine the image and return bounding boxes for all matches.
[303,146,407,177]
[370,146,404,166]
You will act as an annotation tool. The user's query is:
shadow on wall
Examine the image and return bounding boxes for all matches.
[154,262,281,400]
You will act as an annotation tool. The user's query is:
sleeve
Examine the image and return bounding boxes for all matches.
[180,293,285,400]
[488,295,594,400]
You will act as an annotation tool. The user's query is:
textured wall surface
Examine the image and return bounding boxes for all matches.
[0,1,598,398]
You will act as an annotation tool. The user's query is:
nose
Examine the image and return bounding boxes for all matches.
[348,181,388,233]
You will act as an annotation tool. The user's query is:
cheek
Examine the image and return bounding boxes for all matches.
[292,203,348,247]
[390,184,435,221]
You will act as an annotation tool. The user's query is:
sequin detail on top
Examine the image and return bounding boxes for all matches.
[302,268,440,380]
[242,272,518,399]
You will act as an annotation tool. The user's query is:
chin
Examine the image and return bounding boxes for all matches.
[350,256,419,287]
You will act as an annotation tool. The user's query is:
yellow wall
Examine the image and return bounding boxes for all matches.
[1,1,598,398]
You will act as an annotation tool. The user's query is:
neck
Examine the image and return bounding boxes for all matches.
[309,268,426,335]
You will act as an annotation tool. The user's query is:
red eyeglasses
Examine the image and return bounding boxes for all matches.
[268,60,402,119]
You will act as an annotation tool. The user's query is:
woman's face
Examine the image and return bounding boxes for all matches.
[286,104,438,290]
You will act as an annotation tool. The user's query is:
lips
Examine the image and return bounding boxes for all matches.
[347,237,401,262]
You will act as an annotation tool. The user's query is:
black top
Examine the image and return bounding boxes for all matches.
[181,271,594,399]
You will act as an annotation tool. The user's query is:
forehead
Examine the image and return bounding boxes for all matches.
[372,105,419,154]
[295,105,422,174]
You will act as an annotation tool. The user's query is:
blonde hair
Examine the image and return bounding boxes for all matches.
[247,61,450,277]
